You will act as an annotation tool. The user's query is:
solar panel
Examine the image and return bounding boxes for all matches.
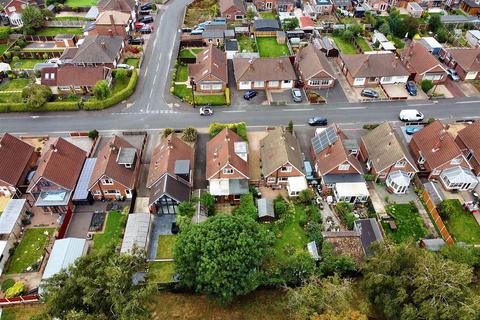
[72,158,97,201]
[311,126,338,155]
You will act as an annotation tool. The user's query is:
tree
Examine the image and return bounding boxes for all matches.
[318,242,357,277]
[428,14,442,32]
[39,247,154,320]
[287,120,293,134]
[114,68,129,83]
[200,191,215,216]
[174,215,273,304]
[245,8,255,21]
[0,26,11,40]
[436,28,449,43]
[21,5,44,34]
[93,80,111,100]
[297,189,315,205]
[283,18,299,31]
[402,16,418,39]
[88,129,99,140]
[421,79,434,93]
[176,200,196,230]
[162,128,173,138]
[232,193,258,220]
[22,84,51,109]
[181,127,197,142]
[378,22,390,35]
[341,30,353,41]
[348,24,361,37]
[278,252,316,286]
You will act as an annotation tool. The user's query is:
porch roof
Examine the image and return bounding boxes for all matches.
[389,171,411,187]
[287,176,308,192]
[441,166,477,184]
[335,182,369,198]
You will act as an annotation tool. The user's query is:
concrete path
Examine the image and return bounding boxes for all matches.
[414,198,438,237]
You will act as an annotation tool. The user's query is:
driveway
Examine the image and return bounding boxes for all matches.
[228,61,268,107]
[444,78,465,98]
[193,133,208,189]
[294,126,317,161]
[147,214,176,260]
[65,212,93,239]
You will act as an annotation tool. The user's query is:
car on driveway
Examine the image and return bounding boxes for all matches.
[399,109,424,122]
[116,64,134,70]
[191,28,203,35]
[199,106,213,116]
[243,90,257,100]
[140,2,154,10]
[308,117,328,126]
[139,26,152,34]
[447,68,460,81]
[406,81,417,96]
[406,127,422,135]
[139,16,154,24]
[134,22,145,30]
[360,88,379,99]
[291,88,302,102]
[128,37,144,45]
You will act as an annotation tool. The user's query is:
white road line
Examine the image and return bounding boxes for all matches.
[144,68,149,78]
[338,107,367,110]
[407,103,434,107]
[222,110,246,113]
[292,124,306,127]
[282,108,314,112]
[455,100,480,104]
[153,73,158,84]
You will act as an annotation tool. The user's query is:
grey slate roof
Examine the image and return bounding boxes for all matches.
[149,174,191,206]
[254,19,280,31]
[70,35,123,64]
[225,39,239,51]
[354,218,383,257]
[202,29,224,39]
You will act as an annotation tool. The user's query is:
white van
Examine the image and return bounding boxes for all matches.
[399,109,424,122]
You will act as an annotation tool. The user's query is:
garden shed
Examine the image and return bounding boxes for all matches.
[42,238,87,281]
[257,198,274,222]
[0,199,26,240]
[120,213,152,254]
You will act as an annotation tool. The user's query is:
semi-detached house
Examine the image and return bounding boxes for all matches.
[233,57,296,90]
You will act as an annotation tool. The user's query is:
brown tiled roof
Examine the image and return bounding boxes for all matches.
[340,53,409,78]
[456,121,480,165]
[296,43,335,81]
[206,128,249,179]
[0,133,35,187]
[97,0,135,12]
[401,42,447,75]
[88,136,139,190]
[410,120,465,170]
[146,133,194,188]
[219,0,245,14]
[233,57,296,82]
[29,137,86,191]
[95,10,131,25]
[188,44,228,83]
[57,65,111,87]
[447,47,480,72]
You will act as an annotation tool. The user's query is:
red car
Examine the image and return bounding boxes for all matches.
[134,22,145,30]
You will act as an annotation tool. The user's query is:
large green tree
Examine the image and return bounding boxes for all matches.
[93,80,111,100]
[22,84,51,109]
[174,215,273,304]
[21,5,44,34]
[39,247,154,320]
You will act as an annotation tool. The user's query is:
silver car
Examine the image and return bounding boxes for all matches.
[291,88,302,103]
[447,68,460,81]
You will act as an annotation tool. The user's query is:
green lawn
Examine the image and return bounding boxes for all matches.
[356,37,371,52]
[0,44,9,55]
[238,35,257,53]
[156,235,176,259]
[35,27,84,36]
[0,79,31,92]
[333,36,357,54]
[149,261,176,283]
[173,84,227,106]
[442,200,480,244]
[125,58,139,68]
[64,0,97,7]
[382,204,427,244]
[179,48,196,58]
[260,12,277,19]
[256,37,289,57]
[176,64,188,82]
[0,92,22,103]
[53,16,91,21]
[6,228,54,274]
[92,211,126,252]
[273,206,308,263]
[10,59,44,69]
[112,76,130,94]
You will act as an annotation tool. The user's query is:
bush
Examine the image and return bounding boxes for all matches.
[421,79,434,93]
[336,202,356,230]
[362,123,380,130]
[0,26,11,40]
[225,87,230,105]
[200,191,215,216]
[274,197,287,218]
[88,129,99,140]
[5,281,24,298]
[439,199,461,220]
[162,128,173,138]
[93,80,111,100]
[22,84,52,109]
[182,127,197,142]
[1,278,15,291]
[297,189,315,205]
[12,55,19,62]
[208,122,248,141]
[363,174,376,181]
[306,221,323,246]
[115,68,129,83]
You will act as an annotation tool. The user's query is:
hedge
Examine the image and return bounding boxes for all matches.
[84,70,138,110]
[0,100,80,112]
[208,122,248,141]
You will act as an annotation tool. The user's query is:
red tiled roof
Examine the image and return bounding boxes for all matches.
[456,121,480,164]
[188,44,228,83]
[299,16,314,28]
[57,65,111,87]
[0,133,35,187]
[401,42,447,76]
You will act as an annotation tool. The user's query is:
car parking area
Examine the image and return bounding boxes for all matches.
[352,86,387,101]
[267,89,305,105]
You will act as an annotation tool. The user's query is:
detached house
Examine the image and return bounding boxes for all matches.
[295,43,335,89]
[4,0,42,26]
[440,47,480,80]
[460,0,480,16]
[0,133,38,197]
[455,121,480,176]
[409,120,477,191]
[360,122,418,194]
[188,44,228,94]
[219,0,246,21]
[400,42,447,84]
[206,128,249,202]
[97,0,137,20]
[255,0,295,12]
[90,10,133,38]
[146,133,194,214]
[233,57,296,90]
[338,53,409,87]
[311,124,369,203]
[61,35,124,68]
[88,136,140,201]
[27,138,86,214]
[259,127,307,196]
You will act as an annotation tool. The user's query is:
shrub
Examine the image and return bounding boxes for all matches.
[88,129,99,140]
[287,120,293,134]
[336,202,356,230]
[0,26,11,40]
[274,197,287,218]
[12,55,19,62]
[332,28,343,37]
[200,191,216,216]
[362,123,380,130]
[306,221,323,246]
[22,84,52,109]
[421,79,434,93]
[363,174,376,181]
[93,80,111,100]
[162,128,173,138]
[1,278,15,291]
[225,87,230,105]
[208,122,248,141]
[182,127,197,142]
[5,281,24,298]
[115,68,129,83]
[297,189,315,205]
[16,38,26,48]
[439,199,461,220]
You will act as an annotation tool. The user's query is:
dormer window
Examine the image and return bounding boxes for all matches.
[223,168,234,174]
[418,155,425,164]
[124,163,132,168]
[338,164,350,171]
[466,149,474,161]
[395,161,406,168]
[280,166,292,173]
[450,157,461,165]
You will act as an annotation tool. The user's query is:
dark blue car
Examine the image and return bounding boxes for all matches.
[243,90,257,100]
[406,81,417,96]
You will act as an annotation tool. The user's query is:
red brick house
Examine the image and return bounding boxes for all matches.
[219,0,246,21]
[409,120,477,191]
[40,65,112,94]
[400,42,447,84]
[188,44,228,94]
[460,0,480,16]
[206,128,249,202]
[27,138,86,214]
[295,43,335,89]
[90,10,133,39]
[440,47,480,80]
[0,133,38,197]
[88,136,140,200]
[255,0,295,12]
[455,121,480,176]
[360,122,418,194]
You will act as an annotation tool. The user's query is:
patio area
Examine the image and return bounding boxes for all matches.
[259,186,288,200]
[373,182,418,204]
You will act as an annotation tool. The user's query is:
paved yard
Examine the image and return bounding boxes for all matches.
[147,214,176,260]
[193,133,208,189]
[65,212,93,238]
[458,82,480,97]
[316,84,348,104]
[434,84,454,98]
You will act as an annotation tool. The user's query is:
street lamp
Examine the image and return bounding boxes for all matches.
[190,77,196,108]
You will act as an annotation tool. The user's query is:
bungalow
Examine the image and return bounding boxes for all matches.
[88,136,140,201]
[455,121,480,176]
[255,0,295,12]
[253,19,280,36]
[0,133,38,197]
[188,44,228,94]
[40,65,112,94]
[295,43,335,89]
[233,56,296,90]
[206,128,249,202]
[338,52,409,87]
[219,0,246,21]
[4,0,42,26]
[259,127,306,195]
[97,0,137,20]
[90,10,132,38]
[409,120,477,191]
[460,0,480,16]
[27,138,86,214]
[360,122,418,194]
[60,35,124,68]
[146,133,194,215]
[440,47,480,80]
[400,42,447,84]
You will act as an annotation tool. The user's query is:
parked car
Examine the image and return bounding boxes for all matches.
[406,81,417,96]
[243,89,257,100]
[171,222,179,234]
[291,88,302,103]
[128,37,144,45]
[134,22,145,30]
[197,21,211,28]
[360,88,379,99]
[406,127,422,135]
[308,117,328,126]
[116,64,134,70]
[191,28,204,35]
[447,68,460,81]
[399,109,424,122]
[140,2,154,10]
[139,16,154,24]
[199,106,213,116]
[139,26,152,34]
[139,10,150,15]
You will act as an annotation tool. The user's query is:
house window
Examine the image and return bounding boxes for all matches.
[338,164,350,171]
[278,177,288,182]
[50,73,55,80]
[235,15,243,20]
[94,190,102,195]
[418,155,425,164]
[101,178,114,185]
[266,2,272,9]
[450,157,461,165]
[125,163,132,168]
[432,169,440,176]
[267,176,276,183]
[283,80,291,84]
[105,190,120,195]
[281,166,292,172]
[45,73,50,80]
[253,81,264,87]
[395,161,406,168]
[7,6,16,12]
[268,80,279,87]
[368,77,377,83]
[226,15,231,18]
[223,168,234,174]
[467,149,474,161]
[211,83,222,90]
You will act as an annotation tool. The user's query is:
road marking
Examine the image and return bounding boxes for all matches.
[455,100,480,104]
[282,108,314,112]
[144,68,149,78]
[222,110,246,113]
[292,124,306,127]
[407,103,434,107]
[338,107,367,110]
[153,73,158,84]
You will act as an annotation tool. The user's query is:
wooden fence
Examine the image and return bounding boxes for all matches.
[422,190,454,244]
[0,294,39,306]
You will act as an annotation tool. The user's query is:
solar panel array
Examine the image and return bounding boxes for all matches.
[311,126,338,155]
[72,158,97,201]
